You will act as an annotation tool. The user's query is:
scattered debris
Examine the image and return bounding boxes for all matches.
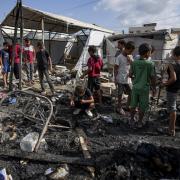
[20,132,39,152]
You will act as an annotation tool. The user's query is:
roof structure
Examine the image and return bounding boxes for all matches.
[108,30,169,41]
[1,5,114,34]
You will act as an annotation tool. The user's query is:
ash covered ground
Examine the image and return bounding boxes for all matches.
[0,89,179,180]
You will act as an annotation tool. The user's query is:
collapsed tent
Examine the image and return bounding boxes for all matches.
[1,5,113,34]
[0,4,114,68]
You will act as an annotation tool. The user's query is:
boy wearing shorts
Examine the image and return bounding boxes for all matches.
[130,43,156,127]
[163,46,180,136]
[114,41,135,114]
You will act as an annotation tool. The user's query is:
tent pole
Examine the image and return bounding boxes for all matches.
[66,23,69,34]
[9,0,20,91]
[19,0,23,90]
[49,32,51,55]
[41,18,45,46]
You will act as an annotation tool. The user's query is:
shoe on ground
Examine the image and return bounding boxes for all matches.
[85,109,93,117]
[129,118,135,128]
[41,91,47,96]
[73,109,81,115]
[116,108,125,115]
[169,130,175,137]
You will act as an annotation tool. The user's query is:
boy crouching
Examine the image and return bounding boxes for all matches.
[71,86,94,117]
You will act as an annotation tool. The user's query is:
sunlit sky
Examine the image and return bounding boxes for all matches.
[0,0,180,32]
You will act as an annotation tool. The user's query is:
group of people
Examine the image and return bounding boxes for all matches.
[0,37,179,136]
[70,46,103,117]
[71,41,180,137]
[0,38,54,95]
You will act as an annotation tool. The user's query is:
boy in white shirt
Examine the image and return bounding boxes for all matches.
[114,41,135,115]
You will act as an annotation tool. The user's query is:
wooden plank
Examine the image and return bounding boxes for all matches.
[0,147,94,166]
[76,128,95,177]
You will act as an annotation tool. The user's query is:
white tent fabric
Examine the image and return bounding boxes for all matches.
[106,38,116,65]
[74,30,110,71]
[74,30,111,82]
[1,5,114,34]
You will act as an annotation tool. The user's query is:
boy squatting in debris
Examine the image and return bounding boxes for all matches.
[36,42,55,95]
[129,43,156,128]
[23,38,36,85]
[0,42,11,89]
[163,46,180,136]
[114,41,135,115]
[70,85,95,117]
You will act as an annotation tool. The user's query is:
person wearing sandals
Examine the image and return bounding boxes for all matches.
[163,46,180,136]
[114,41,135,115]
[129,43,156,128]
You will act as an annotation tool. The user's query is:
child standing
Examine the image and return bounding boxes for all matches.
[36,42,54,95]
[71,85,94,117]
[114,41,135,115]
[130,43,156,127]
[23,38,35,84]
[0,42,11,88]
[163,46,180,136]
[87,46,103,103]
[9,43,21,79]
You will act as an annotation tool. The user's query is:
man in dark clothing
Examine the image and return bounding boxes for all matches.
[36,42,54,95]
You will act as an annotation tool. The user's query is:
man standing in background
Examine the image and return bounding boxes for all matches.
[115,40,126,58]
[23,38,35,85]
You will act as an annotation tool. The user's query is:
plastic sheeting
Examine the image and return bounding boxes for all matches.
[74,30,110,72]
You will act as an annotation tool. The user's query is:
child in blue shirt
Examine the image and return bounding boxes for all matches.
[0,42,11,88]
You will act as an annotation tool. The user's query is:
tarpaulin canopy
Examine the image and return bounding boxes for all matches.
[1,5,114,34]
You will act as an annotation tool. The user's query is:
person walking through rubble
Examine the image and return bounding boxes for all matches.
[36,42,55,95]
[70,85,94,117]
[163,46,180,136]
[86,46,103,104]
[129,43,156,128]
[23,38,36,85]
[114,41,135,115]
[0,42,11,89]
[115,40,126,58]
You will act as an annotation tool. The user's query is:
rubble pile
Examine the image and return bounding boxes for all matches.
[0,91,53,151]
[0,66,179,179]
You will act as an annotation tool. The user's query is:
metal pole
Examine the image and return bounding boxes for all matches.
[49,32,51,55]
[9,1,20,91]
[66,23,69,34]
[41,18,45,46]
[19,0,23,90]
